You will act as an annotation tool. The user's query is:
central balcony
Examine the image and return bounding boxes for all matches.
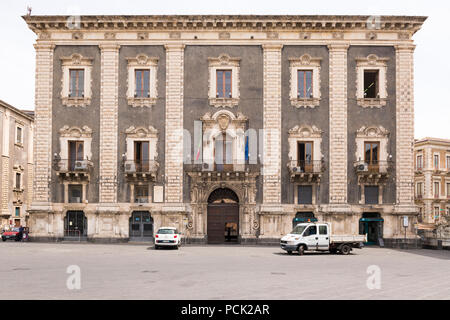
[185,163,260,181]
[287,160,325,182]
[123,160,158,180]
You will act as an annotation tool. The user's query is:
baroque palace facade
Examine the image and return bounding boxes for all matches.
[24,15,426,246]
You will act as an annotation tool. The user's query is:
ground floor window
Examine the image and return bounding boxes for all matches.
[297,185,313,205]
[134,185,149,203]
[68,184,82,203]
[365,186,379,204]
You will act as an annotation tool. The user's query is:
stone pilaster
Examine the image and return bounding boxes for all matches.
[27,124,34,207]
[99,44,120,204]
[328,44,349,205]
[395,44,416,211]
[32,44,54,206]
[262,44,282,204]
[1,109,10,216]
[164,44,185,203]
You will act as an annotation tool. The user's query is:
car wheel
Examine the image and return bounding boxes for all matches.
[154,245,159,250]
[340,244,351,255]
[298,245,305,256]
[287,251,292,255]
[2,238,6,242]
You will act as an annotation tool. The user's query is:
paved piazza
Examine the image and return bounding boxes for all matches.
[0,243,449,300]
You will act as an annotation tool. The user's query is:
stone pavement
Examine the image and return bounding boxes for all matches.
[0,243,448,300]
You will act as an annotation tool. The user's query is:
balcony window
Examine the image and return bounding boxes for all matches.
[15,172,21,190]
[15,207,20,217]
[446,156,450,169]
[16,126,23,144]
[68,184,82,203]
[297,142,313,172]
[134,141,150,172]
[69,141,84,171]
[365,142,379,171]
[447,183,450,198]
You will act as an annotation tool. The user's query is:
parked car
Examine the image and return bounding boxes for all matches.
[154,227,181,249]
[2,227,23,242]
[280,222,366,255]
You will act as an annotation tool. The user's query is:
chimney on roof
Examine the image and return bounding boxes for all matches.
[26,5,32,16]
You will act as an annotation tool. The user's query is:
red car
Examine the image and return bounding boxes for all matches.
[2,227,23,242]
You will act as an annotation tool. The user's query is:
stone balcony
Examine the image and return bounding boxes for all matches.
[354,160,394,183]
[287,160,325,182]
[123,160,158,181]
[185,163,260,181]
[54,159,93,181]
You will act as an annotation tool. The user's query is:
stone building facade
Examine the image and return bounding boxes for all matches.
[414,138,450,223]
[0,100,34,229]
[24,15,426,246]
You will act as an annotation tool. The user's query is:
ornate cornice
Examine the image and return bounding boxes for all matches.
[23,15,427,34]
[288,125,323,139]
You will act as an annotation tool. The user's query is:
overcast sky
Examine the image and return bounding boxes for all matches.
[0,0,448,139]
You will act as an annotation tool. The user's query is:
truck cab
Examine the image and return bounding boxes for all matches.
[280,222,365,255]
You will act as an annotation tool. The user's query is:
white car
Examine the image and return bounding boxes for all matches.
[154,227,181,249]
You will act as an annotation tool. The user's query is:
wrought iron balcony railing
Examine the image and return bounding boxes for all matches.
[55,159,93,173]
[123,160,158,174]
[184,163,260,173]
[287,160,325,174]
[353,160,393,175]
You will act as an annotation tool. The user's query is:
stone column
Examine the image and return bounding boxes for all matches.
[1,109,10,216]
[328,44,349,207]
[164,44,185,204]
[26,123,34,208]
[395,44,416,213]
[32,44,55,208]
[396,44,415,207]
[99,44,120,205]
[262,44,282,205]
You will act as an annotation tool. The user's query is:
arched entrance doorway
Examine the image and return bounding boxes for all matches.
[129,211,154,242]
[207,188,239,244]
[359,212,384,245]
[64,211,87,238]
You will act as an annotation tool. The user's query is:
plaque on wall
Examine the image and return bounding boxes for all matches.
[153,186,164,203]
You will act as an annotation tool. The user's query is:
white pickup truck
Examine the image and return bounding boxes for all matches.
[280,222,367,255]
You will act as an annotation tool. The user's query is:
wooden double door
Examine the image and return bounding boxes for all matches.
[207,203,239,244]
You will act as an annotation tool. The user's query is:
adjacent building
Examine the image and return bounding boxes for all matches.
[23,15,426,246]
[0,100,34,229]
[414,138,450,223]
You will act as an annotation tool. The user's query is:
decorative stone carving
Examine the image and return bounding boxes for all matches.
[288,125,323,139]
[289,54,322,108]
[219,32,230,39]
[59,125,93,138]
[299,32,311,40]
[356,54,389,108]
[104,32,116,40]
[126,54,159,107]
[72,32,83,40]
[266,32,279,39]
[137,32,148,40]
[356,125,389,138]
[366,32,377,40]
[208,54,241,108]
[124,125,158,138]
